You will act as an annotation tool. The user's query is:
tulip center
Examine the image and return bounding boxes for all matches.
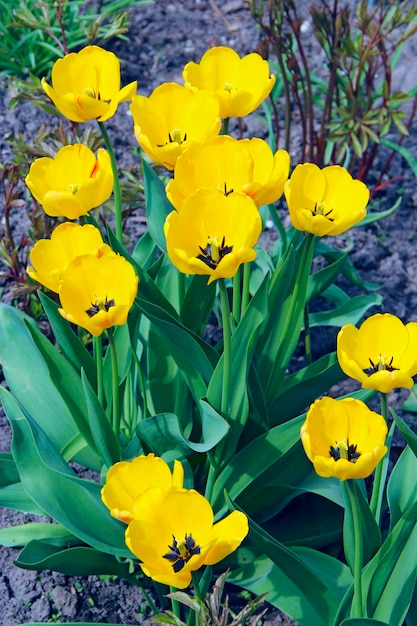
[163,533,201,573]
[85,295,115,318]
[312,201,334,222]
[84,86,97,99]
[68,183,79,195]
[364,354,399,375]
[197,235,233,270]
[223,82,236,93]
[329,438,360,463]
[169,127,187,144]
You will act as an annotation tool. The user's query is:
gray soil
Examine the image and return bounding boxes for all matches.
[0,0,417,624]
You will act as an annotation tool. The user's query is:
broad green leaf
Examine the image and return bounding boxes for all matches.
[81,370,121,468]
[38,291,96,389]
[2,388,131,558]
[207,274,269,455]
[314,240,380,292]
[131,229,159,269]
[211,414,304,514]
[180,274,216,336]
[307,253,347,303]
[340,620,390,625]
[358,195,402,227]
[0,523,76,548]
[0,452,19,486]
[0,483,44,515]
[137,400,229,457]
[309,294,382,328]
[391,408,417,456]
[269,352,343,426]
[142,158,174,251]
[0,303,95,465]
[341,480,381,572]
[15,541,133,578]
[387,446,417,528]
[362,501,417,626]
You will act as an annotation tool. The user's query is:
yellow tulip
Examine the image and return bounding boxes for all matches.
[183,46,275,118]
[164,188,262,284]
[27,222,110,293]
[337,313,417,393]
[166,136,290,210]
[130,82,221,170]
[125,487,248,588]
[284,163,369,236]
[41,45,137,123]
[25,144,114,219]
[301,396,388,480]
[101,454,184,524]
[58,253,138,336]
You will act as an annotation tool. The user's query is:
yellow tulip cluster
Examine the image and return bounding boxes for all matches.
[101,454,248,589]
[28,223,138,336]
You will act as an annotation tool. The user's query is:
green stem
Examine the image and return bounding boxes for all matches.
[169,586,181,619]
[221,117,230,135]
[345,480,364,619]
[218,279,232,418]
[370,392,389,524]
[93,335,104,406]
[304,303,312,366]
[241,262,251,317]
[232,268,241,325]
[98,121,123,243]
[107,328,120,436]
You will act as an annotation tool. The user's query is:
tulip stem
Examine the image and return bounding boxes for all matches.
[370,392,391,525]
[169,587,181,619]
[221,117,230,135]
[304,303,312,365]
[98,121,123,243]
[232,269,241,324]
[241,261,251,317]
[107,328,120,436]
[93,335,104,406]
[219,279,232,418]
[345,480,364,618]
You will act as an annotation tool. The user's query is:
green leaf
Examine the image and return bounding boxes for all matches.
[341,480,381,572]
[0,452,19,486]
[362,501,417,626]
[142,158,174,251]
[15,541,133,578]
[379,138,417,177]
[309,294,382,328]
[269,352,343,426]
[0,482,44,515]
[0,523,76,548]
[38,291,96,389]
[307,253,347,303]
[180,274,216,335]
[340,620,390,625]
[391,408,417,456]
[81,370,121,468]
[137,399,229,457]
[358,196,402,227]
[387,446,417,528]
[1,388,131,558]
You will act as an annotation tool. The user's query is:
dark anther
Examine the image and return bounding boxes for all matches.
[163,533,201,573]
[223,182,234,197]
[363,355,399,376]
[85,296,115,318]
[197,235,233,270]
[329,439,361,463]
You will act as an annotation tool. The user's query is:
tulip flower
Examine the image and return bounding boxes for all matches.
[125,487,248,588]
[101,454,184,524]
[284,163,369,236]
[130,82,221,170]
[301,396,388,480]
[164,188,262,284]
[166,136,290,210]
[337,313,417,393]
[41,45,137,123]
[58,253,138,336]
[183,46,275,118]
[27,222,110,293]
[25,144,114,220]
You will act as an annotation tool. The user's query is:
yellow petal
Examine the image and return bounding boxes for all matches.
[203,511,248,565]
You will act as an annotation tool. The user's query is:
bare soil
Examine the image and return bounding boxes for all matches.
[0,0,417,624]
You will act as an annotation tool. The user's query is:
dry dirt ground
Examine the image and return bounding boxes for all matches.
[0,0,417,624]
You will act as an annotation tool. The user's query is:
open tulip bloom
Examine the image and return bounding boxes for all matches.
[125,487,249,589]
[183,46,275,119]
[58,252,138,336]
[164,187,262,283]
[166,135,290,210]
[27,222,111,293]
[41,45,137,123]
[337,313,417,393]
[301,396,388,480]
[130,82,222,170]
[25,144,114,219]
[284,163,369,236]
